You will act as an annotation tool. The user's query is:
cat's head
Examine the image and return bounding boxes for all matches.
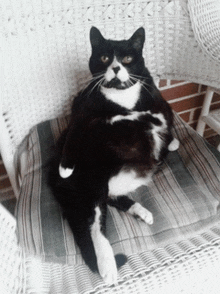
[89,27,145,89]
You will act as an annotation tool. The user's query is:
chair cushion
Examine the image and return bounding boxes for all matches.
[16,113,220,266]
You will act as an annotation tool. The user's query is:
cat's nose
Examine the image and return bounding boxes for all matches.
[112,66,120,74]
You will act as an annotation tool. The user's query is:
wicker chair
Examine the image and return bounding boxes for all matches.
[1,0,220,293]
[196,86,220,151]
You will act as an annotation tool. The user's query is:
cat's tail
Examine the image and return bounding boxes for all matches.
[64,208,127,283]
[80,251,127,274]
[67,217,127,277]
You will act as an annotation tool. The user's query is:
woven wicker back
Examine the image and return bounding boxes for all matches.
[1,0,220,164]
[188,0,220,62]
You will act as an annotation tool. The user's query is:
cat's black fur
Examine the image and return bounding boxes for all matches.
[49,27,177,284]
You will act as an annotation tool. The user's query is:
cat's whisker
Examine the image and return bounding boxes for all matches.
[80,74,105,95]
[82,72,105,85]
[92,72,106,80]
[130,73,152,81]
[98,78,105,90]
[130,74,152,83]
[130,74,155,89]
[129,75,154,98]
[141,81,156,90]
[85,73,105,84]
[87,77,105,97]
[139,82,154,99]
[127,79,135,88]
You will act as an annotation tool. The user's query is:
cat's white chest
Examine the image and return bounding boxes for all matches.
[101,82,141,109]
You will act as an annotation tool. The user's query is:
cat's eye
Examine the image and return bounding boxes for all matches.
[101,55,110,63]
[122,56,133,64]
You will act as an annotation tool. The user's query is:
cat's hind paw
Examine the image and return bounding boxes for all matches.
[128,203,153,225]
[59,164,74,178]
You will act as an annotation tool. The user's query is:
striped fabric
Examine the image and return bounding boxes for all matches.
[16,112,220,268]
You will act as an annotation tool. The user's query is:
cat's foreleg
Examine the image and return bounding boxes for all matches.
[59,126,79,178]
[59,164,74,178]
[108,196,153,225]
[59,148,76,178]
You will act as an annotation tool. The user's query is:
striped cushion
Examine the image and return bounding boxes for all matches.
[16,113,220,265]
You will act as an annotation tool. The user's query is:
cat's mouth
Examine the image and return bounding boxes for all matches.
[103,78,129,90]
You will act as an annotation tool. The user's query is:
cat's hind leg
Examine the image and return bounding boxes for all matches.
[128,202,154,224]
[108,196,153,225]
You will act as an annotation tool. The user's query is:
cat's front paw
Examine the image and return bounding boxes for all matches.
[128,203,153,225]
[97,246,118,285]
[59,164,74,178]
[168,138,179,151]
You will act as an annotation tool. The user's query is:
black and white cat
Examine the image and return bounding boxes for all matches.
[50,27,179,285]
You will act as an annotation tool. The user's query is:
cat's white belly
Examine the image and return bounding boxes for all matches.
[108,169,152,197]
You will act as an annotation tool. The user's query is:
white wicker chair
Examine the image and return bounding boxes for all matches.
[196,86,220,151]
[1,0,220,293]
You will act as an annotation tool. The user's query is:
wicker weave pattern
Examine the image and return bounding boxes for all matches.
[188,0,220,62]
[0,204,26,294]
[2,0,220,153]
[24,242,220,293]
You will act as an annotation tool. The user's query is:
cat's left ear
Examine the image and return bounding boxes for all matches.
[130,27,145,51]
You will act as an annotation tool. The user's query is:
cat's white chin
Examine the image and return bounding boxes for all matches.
[103,78,127,90]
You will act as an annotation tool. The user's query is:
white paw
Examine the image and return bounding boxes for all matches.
[168,138,179,151]
[59,164,74,178]
[128,203,153,225]
[97,245,118,285]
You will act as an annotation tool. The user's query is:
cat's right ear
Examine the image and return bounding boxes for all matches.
[130,27,145,51]
[90,27,105,48]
